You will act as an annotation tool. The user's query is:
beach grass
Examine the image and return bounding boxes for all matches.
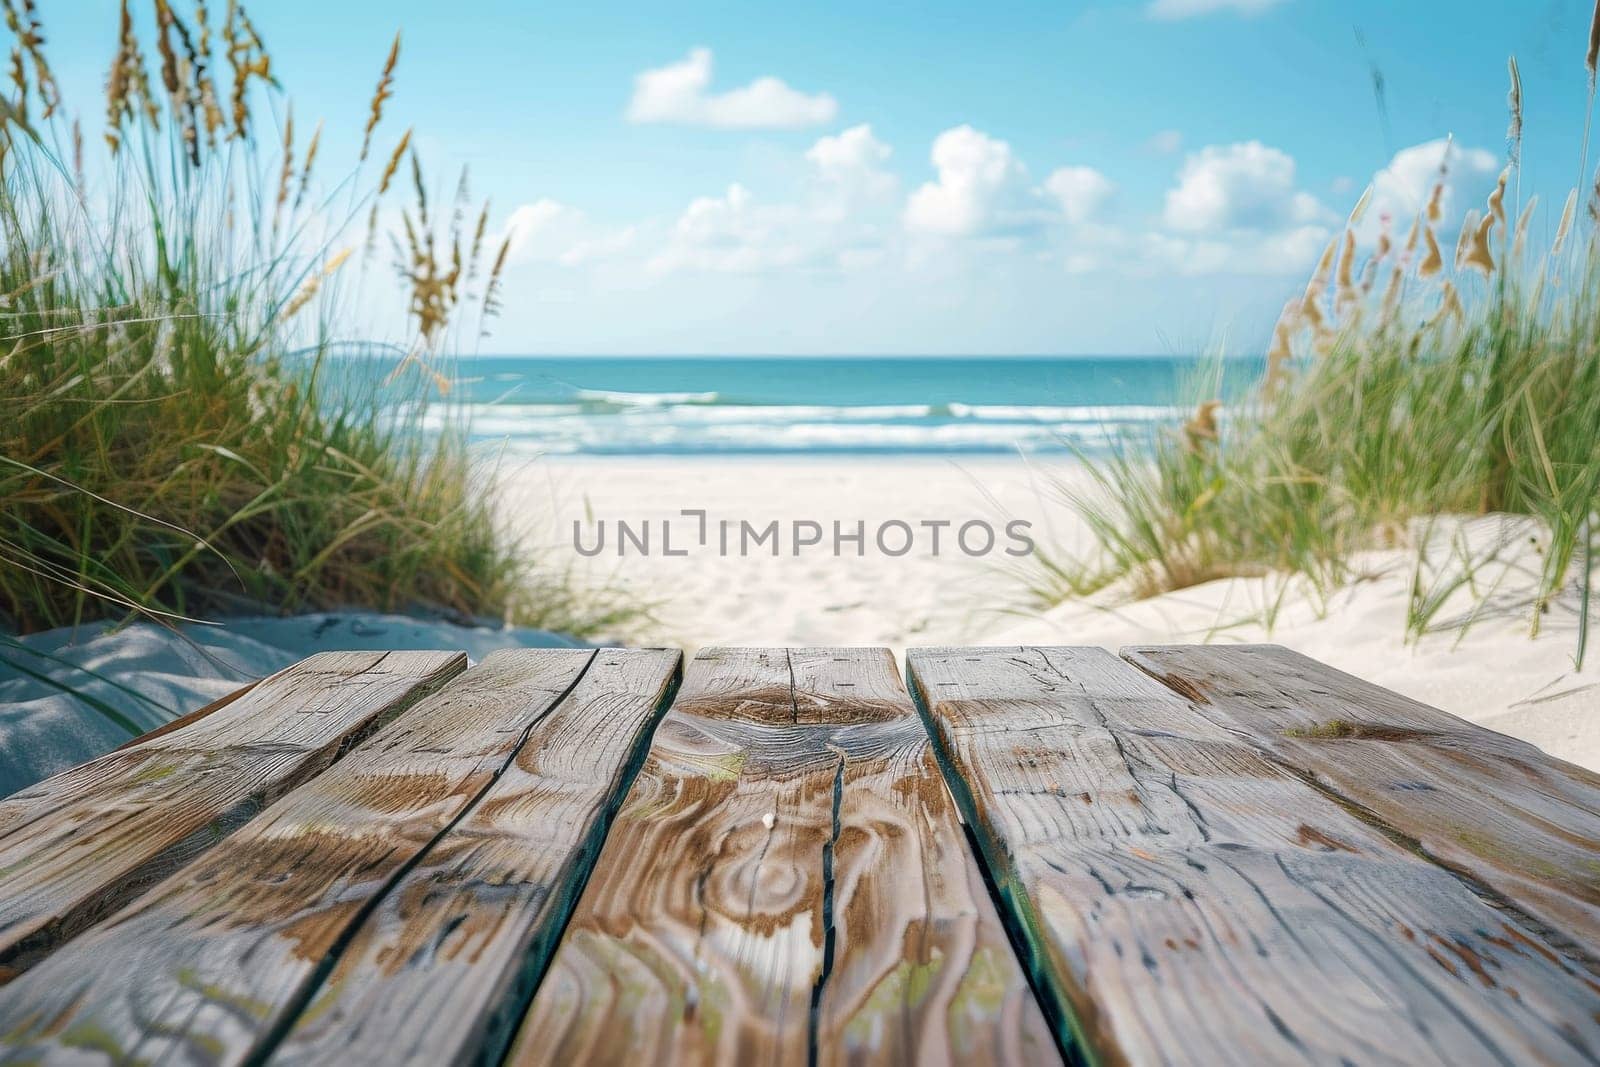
[1029,44,1600,664]
[0,2,633,639]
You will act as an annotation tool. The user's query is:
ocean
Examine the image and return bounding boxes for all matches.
[414,356,1262,457]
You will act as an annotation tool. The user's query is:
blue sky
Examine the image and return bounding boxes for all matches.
[47,0,1600,354]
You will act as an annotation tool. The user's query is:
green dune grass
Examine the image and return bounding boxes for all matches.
[0,2,633,639]
[1026,54,1600,665]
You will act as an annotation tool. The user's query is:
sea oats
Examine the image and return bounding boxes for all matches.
[1507,56,1522,167]
[1421,183,1443,227]
[1426,137,1452,223]
[1552,189,1578,255]
[1487,165,1510,226]
[361,32,400,162]
[107,0,159,153]
[364,200,381,258]
[70,116,82,193]
[1359,259,1380,297]
[161,4,205,165]
[1401,214,1422,260]
[1346,185,1373,227]
[193,1,223,141]
[1512,196,1537,262]
[283,248,353,318]
[1182,400,1221,456]
[8,47,24,123]
[1266,298,1299,385]
[481,235,512,327]
[1379,264,1404,327]
[154,0,181,96]
[1454,208,1480,269]
[3,0,58,122]
[295,119,321,210]
[224,0,271,140]
[466,202,490,281]
[1588,0,1600,86]
[410,147,428,225]
[1418,225,1443,278]
[1334,229,1359,317]
[1299,236,1337,330]
[273,107,294,228]
[1463,213,1497,275]
[1438,280,1464,326]
[378,128,411,195]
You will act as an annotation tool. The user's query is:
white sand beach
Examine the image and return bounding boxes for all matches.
[506,454,1600,769]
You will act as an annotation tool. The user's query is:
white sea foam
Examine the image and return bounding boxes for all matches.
[574,388,720,407]
[397,393,1178,455]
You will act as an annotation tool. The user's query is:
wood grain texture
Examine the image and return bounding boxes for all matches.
[112,679,260,751]
[270,647,680,1065]
[0,647,593,1064]
[1123,643,1600,955]
[510,646,1056,1067]
[908,646,1600,1067]
[0,650,463,980]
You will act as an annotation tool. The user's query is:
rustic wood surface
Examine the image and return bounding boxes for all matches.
[510,647,1056,1067]
[1123,643,1600,957]
[908,645,1600,1066]
[271,648,680,1065]
[0,648,595,1064]
[111,678,259,751]
[0,649,463,980]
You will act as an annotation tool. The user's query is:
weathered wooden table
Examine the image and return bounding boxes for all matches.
[0,645,1596,1065]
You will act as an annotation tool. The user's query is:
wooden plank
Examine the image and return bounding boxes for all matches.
[908,646,1600,1067]
[509,647,1056,1067]
[1123,643,1600,953]
[112,678,260,751]
[267,648,681,1064]
[0,649,463,980]
[0,647,596,1065]
[0,670,282,844]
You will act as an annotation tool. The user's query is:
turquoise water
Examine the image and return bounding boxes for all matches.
[422,356,1262,456]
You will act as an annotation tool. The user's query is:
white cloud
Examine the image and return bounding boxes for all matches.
[504,199,586,262]
[650,126,904,274]
[1043,166,1116,224]
[1142,225,1330,276]
[625,48,837,130]
[649,183,813,273]
[559,227,637,267]
[1149,141,1333,275]
[502,199,634,267]
[805,123,898,215]
[1147,0,1286,19]
[1357,138,1500,242]
[1163,141,1329,233]
[1145,129,1184,154]
[904,125,1039,238]
[806,124,892,184]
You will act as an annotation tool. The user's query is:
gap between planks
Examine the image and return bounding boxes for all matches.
[1121,643,1600,969]
[0,648,681,1067]
[508,647,1059,1067]
[908,646,1600,1067]
[0,650,466,981]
